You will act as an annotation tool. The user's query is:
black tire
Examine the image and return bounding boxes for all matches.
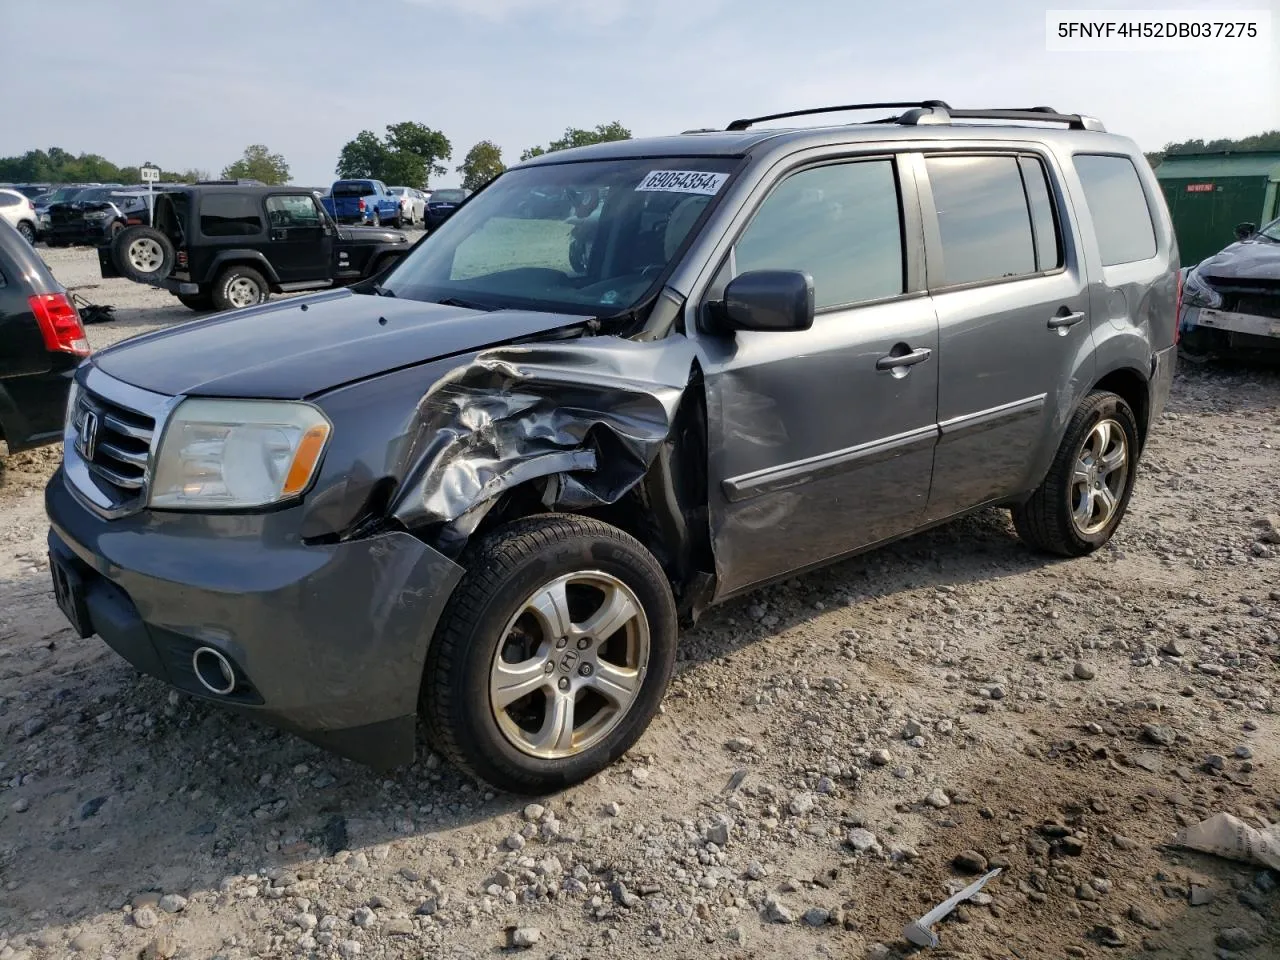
[371,210,381,227]
[422,514,677,794]
[392,212,403,228]
[210,265,268,311]
[176,293,214,311]
[111,226,175,284]
[15,220,36,245]
[1177,328,1222,366]
[109,220,126,240]
[1012,390,1140,557]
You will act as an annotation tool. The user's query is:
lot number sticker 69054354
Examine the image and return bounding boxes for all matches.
[636,170,728,195]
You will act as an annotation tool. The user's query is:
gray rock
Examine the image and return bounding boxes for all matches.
[763,896,793,924]
[816,776,835,794]
[294,913,318,930]
[953,850,988,874]
[337,941,362,958]
[11,797,29,813]
[869,749,892,767]
[846,828,878,852]
[803,907,830,927]
[384,918,414,936]
[133,906,159,929]
[746,860,768,881]
[70,931,106,953]
[907,736,927,749]
[1189,885,1215,906]
[1255,871,1278,894]
[1128,904,1161,930]
[603,801,621,817]
[1060,836,1086,856]
[523,803,545,822]
[511,927,542,948]
[725,737,755,752]
[1073,662,1097,680]
[987,684,1006,700]
[1235,745,1254,760]
[504,833,526,851]
[1216,928,1256,951]
[1141,724,1175,746]
[21,716,46,738]
[1204,754,1226,771]
[705,822,730,846]
[1160,637,1187,657]
[78,796,107,819]
[924,787,951,808]
[903,720,923,739]
[159,894,187,913]
[866,945,891,960]
[1094,925,1125,948]
[788,792,816,816]
[352,906,375,927]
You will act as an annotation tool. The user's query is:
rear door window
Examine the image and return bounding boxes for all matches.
[1072,154,1157,265]
[732,159,904,310]
[924,155,1036,286]
[1018,156,1062,272]
[199,194,264,237]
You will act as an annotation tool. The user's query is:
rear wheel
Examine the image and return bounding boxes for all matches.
[211,265,268,311]
[112,226,175,284]
[371,210,381,227]
[16,221,36,245]
[1012,390,1140,557]
[423,515,677,793]
[392,211,403,228]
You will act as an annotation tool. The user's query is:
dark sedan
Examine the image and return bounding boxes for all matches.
[0,219,88,452]
[424,188,469,230]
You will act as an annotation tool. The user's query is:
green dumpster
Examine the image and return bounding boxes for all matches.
[1155,152,1280,267]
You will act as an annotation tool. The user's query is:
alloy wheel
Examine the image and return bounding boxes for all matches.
[226,276,262,308]
[127,237,164,273]
[1070,418,1129,536]
[489,571,650,759]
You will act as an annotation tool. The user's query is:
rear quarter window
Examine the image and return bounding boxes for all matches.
[199,194,264,237]
[1072,154,1157,266]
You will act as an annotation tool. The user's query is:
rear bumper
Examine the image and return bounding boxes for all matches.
[45,469,465,768]
[1149,344,1176,424]
[0,365,76,453]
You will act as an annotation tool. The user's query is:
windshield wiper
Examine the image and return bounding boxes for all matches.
[435,296,494,311]
[372,282,395,297]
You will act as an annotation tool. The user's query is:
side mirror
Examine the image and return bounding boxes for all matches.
[709,270,815,333]
[1235,222,1257,241]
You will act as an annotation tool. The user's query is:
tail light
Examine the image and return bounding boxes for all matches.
[176,249,189,269]
[1173,270,1183,345]
[358,199,366,211]
[29,293,89,356]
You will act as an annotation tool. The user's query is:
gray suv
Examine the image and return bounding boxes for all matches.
[45,101,1179,793]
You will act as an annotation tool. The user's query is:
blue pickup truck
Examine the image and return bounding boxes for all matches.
[322,179,403,226]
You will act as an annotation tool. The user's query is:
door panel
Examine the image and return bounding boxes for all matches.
[265,195,333,283]
[705,299,939,595]
[697,155,940,599]
[918,151,1093,520]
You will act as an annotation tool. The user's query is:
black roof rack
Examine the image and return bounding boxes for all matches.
[726,101,1105,133]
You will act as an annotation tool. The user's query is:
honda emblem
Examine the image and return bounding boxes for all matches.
[78,410,99,461]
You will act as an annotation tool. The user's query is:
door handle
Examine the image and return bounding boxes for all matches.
[270,228,288,241]
[876,346,932,372]
[1047,310,1086,330]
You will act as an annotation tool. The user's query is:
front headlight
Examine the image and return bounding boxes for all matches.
[1182,268,1222,309]
[150,399,331,509]
[84,211,109,220]
[63,380,81,443]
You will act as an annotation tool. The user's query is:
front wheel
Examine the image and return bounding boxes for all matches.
[1012,390,1140,557]
[16,220,36,245]
[422,515,677,794]
[211,265,268,311]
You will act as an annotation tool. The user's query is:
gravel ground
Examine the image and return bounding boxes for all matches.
[1,246,1278,960]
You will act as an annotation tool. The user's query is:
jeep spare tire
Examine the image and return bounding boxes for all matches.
[112,226,175,284]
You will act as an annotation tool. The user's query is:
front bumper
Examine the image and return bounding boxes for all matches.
[45,469,464,768]
[1181,304,1280,342]
[46,220,112,245]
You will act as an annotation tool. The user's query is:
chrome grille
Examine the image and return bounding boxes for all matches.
[64,368,172,518]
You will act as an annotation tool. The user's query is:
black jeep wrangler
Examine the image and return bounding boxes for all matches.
[99,184,411,311]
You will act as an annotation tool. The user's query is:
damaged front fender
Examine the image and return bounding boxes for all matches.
[388,334,703,548]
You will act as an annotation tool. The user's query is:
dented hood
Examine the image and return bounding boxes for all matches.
[1198,238,1280,283]
[93,289,587,399]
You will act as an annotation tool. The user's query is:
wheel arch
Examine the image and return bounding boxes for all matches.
[209,250,281,286]
[1092,364,1151,449]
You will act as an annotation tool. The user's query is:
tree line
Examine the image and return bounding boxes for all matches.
[0,144,291,186]
[336,122,632,191]
[1144,130,1280,168]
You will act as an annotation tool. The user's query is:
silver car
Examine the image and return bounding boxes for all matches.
[0,188,39,244]
[386,186,427,227]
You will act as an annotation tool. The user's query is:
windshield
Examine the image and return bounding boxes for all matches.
[1257,217,1280,242]
[47,187,85,203]
[429,189,466,203]
[382,157,738,315]
[387,187,405,195]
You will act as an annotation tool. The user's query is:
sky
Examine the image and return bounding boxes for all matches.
[4,0,1278,186]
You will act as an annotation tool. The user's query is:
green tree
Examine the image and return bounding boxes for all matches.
[336,130,391,179]
[520,122,631,162]
[457,140,506,190]
[1145,129,1280,168]
[385,122,452,184]
[220,144,291,184]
